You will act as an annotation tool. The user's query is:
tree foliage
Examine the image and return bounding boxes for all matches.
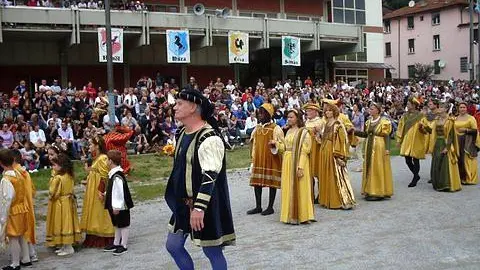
[413,63,434,81]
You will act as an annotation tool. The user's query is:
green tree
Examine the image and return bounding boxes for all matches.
[413,63,434,81]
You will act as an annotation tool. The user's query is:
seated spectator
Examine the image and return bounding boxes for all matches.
[244,113,257,137]
[161,116,176,144]
[21,141,40,173]
[121,109,138,131]
[0,123,14,149]
[50,79,62,96]
[134,126,149,154]
[45,120,58,145]
[47,112,62,129]
[14,123,29,145]
[0,102,12,123]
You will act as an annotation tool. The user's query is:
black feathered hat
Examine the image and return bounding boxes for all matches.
[175,89,215,120]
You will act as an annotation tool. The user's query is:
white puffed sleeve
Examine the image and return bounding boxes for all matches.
[198,136,225,173]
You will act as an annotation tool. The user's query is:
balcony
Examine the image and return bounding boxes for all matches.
[0,6,362,53]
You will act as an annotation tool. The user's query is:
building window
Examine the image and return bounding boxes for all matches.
[385,42,391,57]
[407,16,414,29]
[332,0,366,25]
[460,57,469,73]
[434,60,441,74]
[433,35,441,51]
[384,20,391,33]
[408,39,415,54]
[334,68,368,86]
[334,34,367,62]
[408,65,415,78]
[432,13,440,25]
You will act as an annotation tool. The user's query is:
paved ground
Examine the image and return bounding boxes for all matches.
[2,156,480,270]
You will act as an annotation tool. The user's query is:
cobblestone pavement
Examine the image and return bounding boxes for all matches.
[2,156,480,270]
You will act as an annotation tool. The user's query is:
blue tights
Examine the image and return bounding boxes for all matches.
[166,232,227,270]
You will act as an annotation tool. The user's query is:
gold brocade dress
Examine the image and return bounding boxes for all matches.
[454,116,480,185]
[13,164,36,244]
[430,118,462,192]
[46,173,81,246]
[4,170,28,237]
[250,123,284,189]
[80,154,114,247]
[396,112,431,159]
[318,121,356,209]
[277,128,315,224]
[305,117,324,180]
[356,118,393,198]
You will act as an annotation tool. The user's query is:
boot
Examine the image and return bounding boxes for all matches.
[246,187,262,215]
[261,188,276,216]
[408,175,420,187]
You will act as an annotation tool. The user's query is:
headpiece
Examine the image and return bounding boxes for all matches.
[303,103,321,112]
[175,89,214,120]
[260,103,275,117]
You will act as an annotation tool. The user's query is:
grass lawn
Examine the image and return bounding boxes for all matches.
[32,147,251,192]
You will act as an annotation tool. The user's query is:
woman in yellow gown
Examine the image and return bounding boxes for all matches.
[454,102,480,185]
[270,109,315,224]
[429,105,462,192]
[46,154,82,256]
[318,103,356,209]
[354,103,393,200]
[80,136,114,247]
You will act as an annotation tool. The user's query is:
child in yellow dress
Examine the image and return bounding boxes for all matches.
[45,154,81,256]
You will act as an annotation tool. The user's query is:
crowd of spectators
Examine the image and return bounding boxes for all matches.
[1,71,479,173]
[1,0,147,10]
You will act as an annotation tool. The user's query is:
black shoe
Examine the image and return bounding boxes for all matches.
[261,208,274,216]
[2,266,20,270]
[408,175,420,187]
[246,207,262,215]
[428,179,432,184]
[313,197,319,204]
[104,245,119,252]
[20,261,33,268]
[113,246,128,256]
[365,196,383,201]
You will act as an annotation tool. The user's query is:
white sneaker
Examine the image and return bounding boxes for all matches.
[54,247,63,254]
[32,169,38,173]
[30,255,39,262]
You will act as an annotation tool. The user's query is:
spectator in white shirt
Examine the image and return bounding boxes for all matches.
[123,88,138,113]
[244,113,258,137]
[47,113,62,129]
[38,79,51,92]
[87,0,98,9]
[103,113,120,133]
[58,122,74,143]
[50,79,62,96]
[226,80,235,92]
[29,124,46,149]
[121,109,138,130]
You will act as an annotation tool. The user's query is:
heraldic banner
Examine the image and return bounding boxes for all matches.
[166,30,191,63]
[281,36,301,66]
[228,31,249,64]
[98,27,124,63]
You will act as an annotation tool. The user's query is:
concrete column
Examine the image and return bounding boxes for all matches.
[179,0,186,13]
[123,63,130,89]
[181,65,188,87]
[279,0,285,18]
[232,0,238,15]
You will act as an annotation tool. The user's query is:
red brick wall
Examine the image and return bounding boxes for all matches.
[368,68,385,82]
[185,0,232,8]
[0,66,60,94]
[187,66,234,88]
[68,65,124,91]
[284,0,323,16]
[237,0,280,12]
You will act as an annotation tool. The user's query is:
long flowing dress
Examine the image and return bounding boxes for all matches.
[80,154,114,247]
[13,164,36,245]
[396,111,431,159]
[4,170,28,238]
[454,115,480,185]
[250,122,284,188]
[46,173,82,246]
[355,117,393,199]
[430,117,462,192]
[319,121,356,209]
[277,128,315,224]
